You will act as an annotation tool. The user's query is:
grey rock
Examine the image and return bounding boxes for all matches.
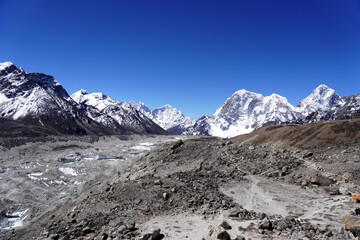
[220,220,232,230]
[142,227,161,240]
[234,236,245,240]
[259,218,273,230]
[229,209,241,217]
[124,219,136,230]
[310,174,333,186]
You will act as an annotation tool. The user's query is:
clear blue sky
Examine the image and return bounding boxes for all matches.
[1,0,359,119]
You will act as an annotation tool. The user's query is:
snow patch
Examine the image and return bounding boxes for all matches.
[59,167,78,176]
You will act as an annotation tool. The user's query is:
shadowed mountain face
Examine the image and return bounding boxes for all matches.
[71,90,168,135]
[0,62,116,136]
[0,62,168,136]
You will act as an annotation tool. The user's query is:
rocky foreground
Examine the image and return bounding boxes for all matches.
[5,135,358,238]
[1,119,360,240]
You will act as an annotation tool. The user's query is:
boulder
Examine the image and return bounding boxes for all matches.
[259,218,273,230]
[220,220,232,230]
[309,174,333,186]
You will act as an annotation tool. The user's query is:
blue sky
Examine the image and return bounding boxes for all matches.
[0,0,359,119]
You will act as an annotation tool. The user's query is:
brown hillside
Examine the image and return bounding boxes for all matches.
[233,118,360,148]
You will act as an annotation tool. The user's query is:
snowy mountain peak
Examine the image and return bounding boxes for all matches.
[128,101,195,130]
[158,104,172,109]
[71,90,118,111]
[79,89,88,95]
[189,89,301,138]
[151,104,195,130]
[128,101,152,115]
[297,84,340,116]
[0,61,14,71]
[214,89,264,117]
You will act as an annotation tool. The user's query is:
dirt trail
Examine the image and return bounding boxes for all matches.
[221,175,354,229]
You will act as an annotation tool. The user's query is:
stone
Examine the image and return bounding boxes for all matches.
[276,219,289,231]
[220,220,232,230]
[342,215,360,237]
[203,225,231,240]
[353,194,360,202]
[142,227,161,240]
[124,219,136,230]
[318,225,327,233]
[118,225,127,233]
[259,218,273,230]
[310,174,333,186]
[162,192,168,200]
[323,187,340,195]
[229,209,241,217]
[234,236,245,240]
[339,186,351,195]
[170,140,183,150]
[355,208,360,215]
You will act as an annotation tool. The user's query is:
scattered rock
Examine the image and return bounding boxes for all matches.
[203,225,231,240]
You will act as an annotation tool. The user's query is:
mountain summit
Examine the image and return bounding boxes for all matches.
[297,84,340,116]
[129,102,195,131]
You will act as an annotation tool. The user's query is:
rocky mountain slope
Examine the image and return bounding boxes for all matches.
[71,90,167,135]
[0,62,114,135]
[129,101,195,131]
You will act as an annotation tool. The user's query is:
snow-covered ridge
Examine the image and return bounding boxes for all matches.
[186,84,348,138]
[0,61,14,71]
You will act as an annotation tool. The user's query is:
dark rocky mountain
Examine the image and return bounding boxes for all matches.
[0,61,116,136]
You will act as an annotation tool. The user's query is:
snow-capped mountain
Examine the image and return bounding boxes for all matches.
[303,93,360,122]
[0,61,114,135]
[129,101,195,131]
[179,84,350,138]
[187,90,300,138]
[296,84,341,117]
[71,90,167,135]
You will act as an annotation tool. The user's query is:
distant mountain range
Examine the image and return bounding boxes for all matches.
[0,61,359,138]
